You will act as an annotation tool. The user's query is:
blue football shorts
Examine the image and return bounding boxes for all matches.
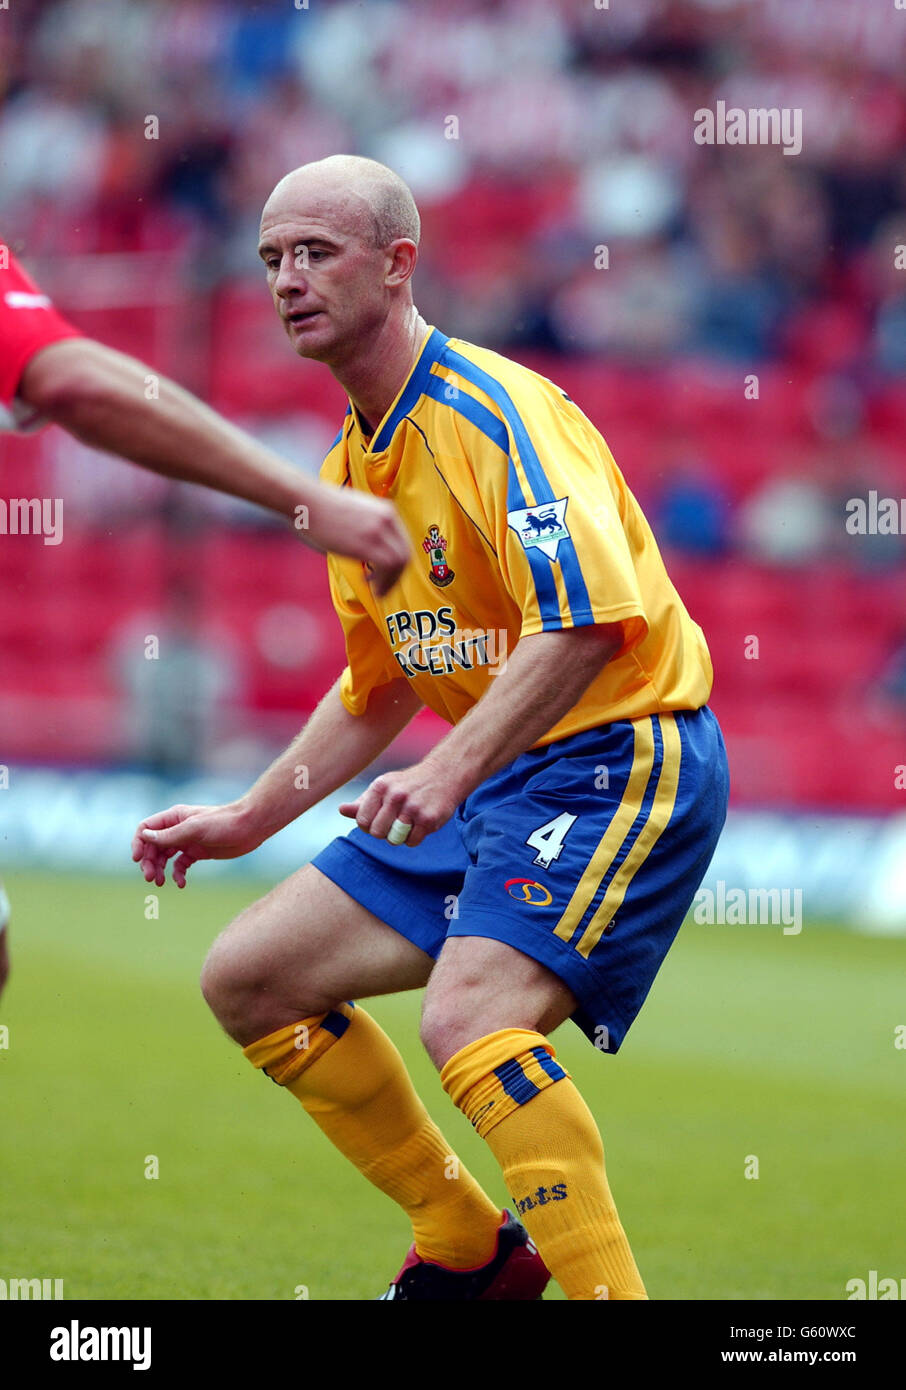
[313,706,729,1053]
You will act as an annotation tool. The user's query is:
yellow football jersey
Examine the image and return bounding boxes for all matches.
[320,327,713,746]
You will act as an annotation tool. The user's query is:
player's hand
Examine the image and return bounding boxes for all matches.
[307,484,410,596]
[132,802,265,888]
[339,763,462,849]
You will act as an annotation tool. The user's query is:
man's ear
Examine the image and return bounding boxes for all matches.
[384,238,418,288]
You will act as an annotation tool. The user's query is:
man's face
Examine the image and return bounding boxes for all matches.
[258,181,390,365]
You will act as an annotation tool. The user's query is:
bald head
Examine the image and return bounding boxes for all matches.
[264,155,420,250]
[259,155,423,371]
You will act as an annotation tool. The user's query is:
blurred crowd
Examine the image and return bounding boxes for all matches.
[2,0,905,794]
[2,0,906,372]
[3,0,906,578]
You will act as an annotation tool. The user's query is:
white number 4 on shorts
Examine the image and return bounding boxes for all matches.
[525,813,578,870]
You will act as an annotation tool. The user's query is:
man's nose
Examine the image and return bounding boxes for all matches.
[275,254,307,296]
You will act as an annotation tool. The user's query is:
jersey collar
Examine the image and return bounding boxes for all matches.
[362,325,449,454]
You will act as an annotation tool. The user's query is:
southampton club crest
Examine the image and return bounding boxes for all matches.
[423,523,455,587]
[506,498,570,561]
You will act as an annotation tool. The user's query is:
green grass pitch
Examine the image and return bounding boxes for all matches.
[1,870,903,1300]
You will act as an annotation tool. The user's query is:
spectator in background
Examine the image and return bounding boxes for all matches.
[655,456,732,556]
[736,471,836,567]
[687,181,786,363]
[864,211,906,376]
[111,575,241,776]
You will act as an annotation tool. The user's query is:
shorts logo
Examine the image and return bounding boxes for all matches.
[423,524,455,587]
[507,499,570,561]
[504,878,553,906]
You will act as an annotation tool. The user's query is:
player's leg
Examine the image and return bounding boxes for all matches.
[201,858,504,1271]
[200,862,434,1045]
[423,708,730,1301]
[421,935,646,1302]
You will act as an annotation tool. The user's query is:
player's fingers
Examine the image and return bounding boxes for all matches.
[370,524,410,588]
[132,805,198,859]
[368,552,406,597]
[138,834,166,867]
[353,782,387,833]
[138,837,169,873]
[338,800,360,820]
[142,852,166,887]
[172,851,198,889]
[140,817,203,851]
[138,827,186,883]
[132,818,169,860]
[358,509,410,596]
[138,852,166,888]
[368,792,412,841]
[152,844,172,886]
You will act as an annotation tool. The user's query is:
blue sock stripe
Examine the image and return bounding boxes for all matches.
[493,1057,541,1106]
[321,1009,351,1040]
[531,1046,567,1083]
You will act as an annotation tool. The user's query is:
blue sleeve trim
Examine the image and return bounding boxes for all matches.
[440,346,594,626]
[420,370,561,626]
[507,459,567,629]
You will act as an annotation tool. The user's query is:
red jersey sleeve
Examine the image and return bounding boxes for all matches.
[0,247,83,427]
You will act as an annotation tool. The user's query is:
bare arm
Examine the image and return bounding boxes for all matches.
[240,676,422,838]
[133,676,422,886]
[344,623,624,846]
[19,338,410,594]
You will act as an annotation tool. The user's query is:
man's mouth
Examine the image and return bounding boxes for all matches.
[285,310,323,326]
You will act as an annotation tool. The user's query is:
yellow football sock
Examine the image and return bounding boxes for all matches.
[441,1027,648,1301]
[243,1004,501,1270]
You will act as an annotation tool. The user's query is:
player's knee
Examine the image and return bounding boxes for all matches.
[200,927,255,1023]
[199,898,282,1022]
[200,900,338,1039]
[419,997,480,1071]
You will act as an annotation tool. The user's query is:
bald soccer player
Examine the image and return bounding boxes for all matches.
[0,242,409,1002]
[135,157,730,1301]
